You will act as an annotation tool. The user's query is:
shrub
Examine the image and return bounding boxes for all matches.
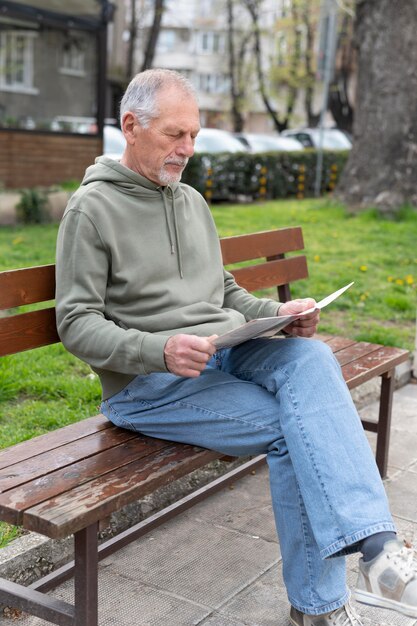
[182,149,349,202]
[16,188,48,224]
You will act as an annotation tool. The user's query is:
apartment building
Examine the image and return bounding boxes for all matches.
[109,0,286,131]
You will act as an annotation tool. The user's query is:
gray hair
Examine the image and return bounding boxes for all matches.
[119,69,197,128]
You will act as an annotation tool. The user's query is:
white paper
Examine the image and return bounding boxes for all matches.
[213,282,354,349]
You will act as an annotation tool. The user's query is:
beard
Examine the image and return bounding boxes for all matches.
[158,157,189,185]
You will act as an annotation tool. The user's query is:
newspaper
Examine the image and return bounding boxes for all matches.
[213,282,354,349]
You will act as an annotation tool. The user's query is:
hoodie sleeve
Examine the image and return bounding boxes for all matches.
[222,269,283,319]
[55,208,168,376]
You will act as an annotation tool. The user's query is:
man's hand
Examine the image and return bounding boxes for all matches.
[278,298,320,338]
[164,334,218,377]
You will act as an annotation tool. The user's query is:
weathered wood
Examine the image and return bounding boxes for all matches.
[0,427,138,492]
[24,445,220,538]
[333,341,384,367]
[342,347,409,389]
[0,437,172,525]
[0,414,110,471]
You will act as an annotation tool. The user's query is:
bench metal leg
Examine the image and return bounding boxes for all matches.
[375,371,394,479]
[74,523,99,626]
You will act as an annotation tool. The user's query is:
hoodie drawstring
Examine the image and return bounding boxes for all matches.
[160,188,184,278]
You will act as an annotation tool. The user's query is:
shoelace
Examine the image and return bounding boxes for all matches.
[330,601,363,626]
[386,543,417,580]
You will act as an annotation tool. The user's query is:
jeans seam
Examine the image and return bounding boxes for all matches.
[296,480,315,608]
[170,398,281,437]
[103,399,139,430]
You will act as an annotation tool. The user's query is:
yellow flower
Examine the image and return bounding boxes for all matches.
[395,278,404,286]
[313,255,320,262]
[387,276,394,282]
[12,236,24,245]
[360,293,367,301]
[359,265,368,272]
[405,275,414,285]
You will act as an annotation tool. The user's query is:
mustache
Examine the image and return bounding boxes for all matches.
[164,158,188,167]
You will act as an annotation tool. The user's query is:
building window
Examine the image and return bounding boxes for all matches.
[0,30,37,94]
[199,31,225,54]
[61,39,85,76]
[157,30,177,53]
[197,73,230,94]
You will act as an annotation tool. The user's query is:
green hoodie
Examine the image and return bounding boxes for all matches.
[56,157,281,399]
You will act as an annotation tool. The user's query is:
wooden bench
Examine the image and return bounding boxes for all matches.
[0,226,409,626]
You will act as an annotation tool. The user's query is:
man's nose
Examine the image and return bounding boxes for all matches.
[176,135,195,157]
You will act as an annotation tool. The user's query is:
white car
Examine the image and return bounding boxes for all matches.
[282,128,352,150]
[194,128,248,153]
[103,125,126,160]
[234,132,304,152]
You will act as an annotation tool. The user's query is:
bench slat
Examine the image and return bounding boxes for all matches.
[332,341,384,367]
[0,308,60,356]
[0,265,55,310]
[320,336,357,351]
[0,436,172,525]
[0,414,110,471]
[23,444,220,538]
[0,428,138,492]
[230,255,308,292]
[220,227,304,264]
[341,346,409,388]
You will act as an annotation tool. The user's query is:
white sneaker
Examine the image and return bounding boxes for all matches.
[290,600,364,625]
[354,539,417,618]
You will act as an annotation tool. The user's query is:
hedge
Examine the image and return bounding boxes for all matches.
[181,149,349,202]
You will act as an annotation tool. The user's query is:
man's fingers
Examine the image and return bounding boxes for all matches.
[164,334,217,377]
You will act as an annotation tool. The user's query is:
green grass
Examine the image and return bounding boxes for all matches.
[0,522,22,548]
[0,197,416,547]
[211,199,417,350]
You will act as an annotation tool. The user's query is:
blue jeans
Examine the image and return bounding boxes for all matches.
[101,337,396,615]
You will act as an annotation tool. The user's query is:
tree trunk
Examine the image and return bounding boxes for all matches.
[244,0,287,132]
[336,0,417,212]
[227,0,245,132]
[126,0,137,80]
[141,0,165,72]
[328,12,355,134]
[302,1,320,127]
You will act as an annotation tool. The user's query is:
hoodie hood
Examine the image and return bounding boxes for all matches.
[82,156,181,196]
[81,157,184,276]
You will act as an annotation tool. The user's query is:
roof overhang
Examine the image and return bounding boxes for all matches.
[0,0,114,31]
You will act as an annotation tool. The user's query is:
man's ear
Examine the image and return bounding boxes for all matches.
[121,112,140,144]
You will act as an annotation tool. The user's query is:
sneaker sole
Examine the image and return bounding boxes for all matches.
[354,588,417,618]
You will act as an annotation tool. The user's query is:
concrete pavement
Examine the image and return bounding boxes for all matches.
[11,382,417,626]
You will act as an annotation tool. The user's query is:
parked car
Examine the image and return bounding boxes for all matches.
[281,128,352,150]
[185,128,248,201]
[194,127,248,154]
[234,132,304,152]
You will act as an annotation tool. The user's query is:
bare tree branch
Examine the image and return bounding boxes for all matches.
[141,0,165,72]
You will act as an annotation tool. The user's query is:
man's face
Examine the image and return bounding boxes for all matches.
[121,86,201,186]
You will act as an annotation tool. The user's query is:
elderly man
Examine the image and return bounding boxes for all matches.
[56,69,416,626]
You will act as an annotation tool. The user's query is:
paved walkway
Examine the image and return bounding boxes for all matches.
[14,382,417,626]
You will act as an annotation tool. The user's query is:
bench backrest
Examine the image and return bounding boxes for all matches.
[0,227,307,358]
